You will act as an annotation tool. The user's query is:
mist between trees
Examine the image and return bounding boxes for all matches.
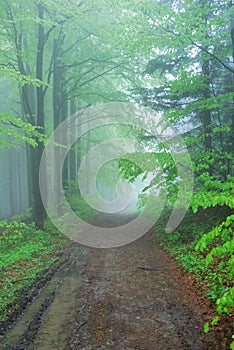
[0,0,233,221]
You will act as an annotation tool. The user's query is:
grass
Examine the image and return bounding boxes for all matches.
[0,194,97,323]
[0,220,70,322]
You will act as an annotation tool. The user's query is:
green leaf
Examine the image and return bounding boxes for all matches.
[204,322,210,333]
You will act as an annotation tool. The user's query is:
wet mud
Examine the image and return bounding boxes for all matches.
[66,231,220,350]
[0,214,227,349]
[0,246,87,350]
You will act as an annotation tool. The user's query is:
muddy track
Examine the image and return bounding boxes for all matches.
[66,232,221,350]
[0,215,225,350]
[0,256,65,338]
[0,246,88,350]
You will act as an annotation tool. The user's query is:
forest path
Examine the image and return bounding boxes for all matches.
[66,230,217,350]
[1,215,219,350]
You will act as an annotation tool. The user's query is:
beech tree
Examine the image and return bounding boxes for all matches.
[0,0,133,223]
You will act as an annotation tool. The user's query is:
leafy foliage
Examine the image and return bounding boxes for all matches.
[0,112,45,148]
[0,219,69,322]
[154,206,233,349]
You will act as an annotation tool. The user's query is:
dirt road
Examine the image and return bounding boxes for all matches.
[1,216,222,350]
[66,233,219,350]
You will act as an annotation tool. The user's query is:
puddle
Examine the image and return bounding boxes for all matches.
[0,246,87,350]
[30,269,82,350]
[1,270,63,347]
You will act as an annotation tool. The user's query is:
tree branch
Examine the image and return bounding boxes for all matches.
[190,40,234,74]
[149,15,234,74]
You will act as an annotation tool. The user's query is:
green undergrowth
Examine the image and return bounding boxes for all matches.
[0,218,70,322]
[67,193,97,220]
[154,206,234,348]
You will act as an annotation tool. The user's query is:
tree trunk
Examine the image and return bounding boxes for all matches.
[33,2,46,227]
[52,38,65,214]
[201,60,213,175]
[230,15,234,176]
[68,100,77,193]
[61,86,69,187]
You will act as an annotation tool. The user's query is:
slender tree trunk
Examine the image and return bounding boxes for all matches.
[198,0,212,175]
[53,38,60,130]
[230,15,234,176]
[19,82,36,213]
[68,100,77,193]
[17,152,22,214]
[52,38,64,214]
[201,57,212,175]
[33,2,46,227]
[53,38,70,204]
[8,149,16,216]
[61,91,69,187]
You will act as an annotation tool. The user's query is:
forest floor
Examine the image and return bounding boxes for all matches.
[0,215,231,350]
